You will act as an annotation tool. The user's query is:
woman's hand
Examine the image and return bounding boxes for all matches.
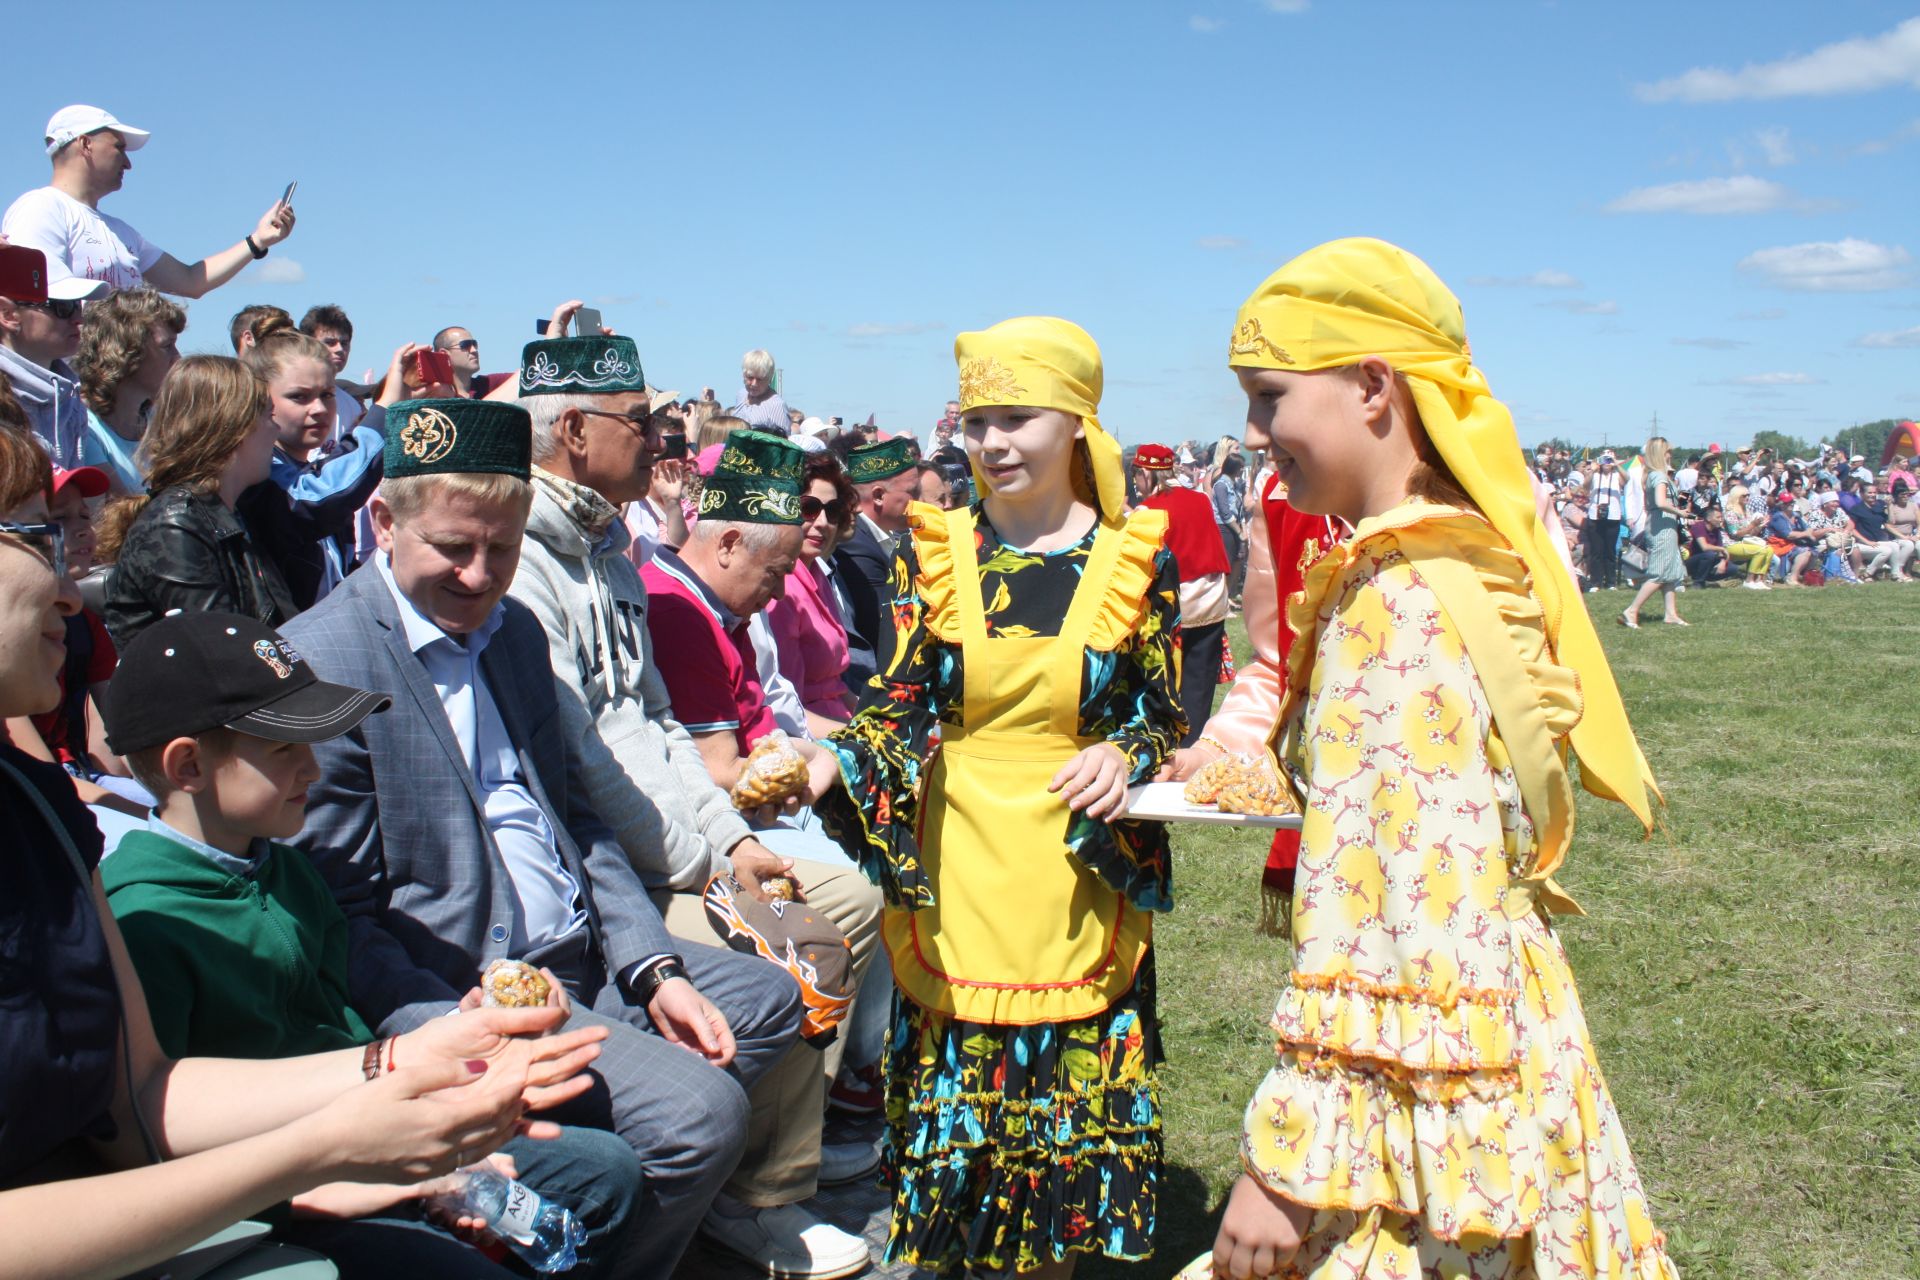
[650,457,687,504]
[1211,1173,1310,1280]
[394,1007,605,1115]
[306,1056,533,1185]
[648,978,737,1068]
[1156,741,1224,783]
[1050,742,1131,821]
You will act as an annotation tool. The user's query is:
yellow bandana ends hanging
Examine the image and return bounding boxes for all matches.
[1230,236,1659,832]
[953,316,1127,525]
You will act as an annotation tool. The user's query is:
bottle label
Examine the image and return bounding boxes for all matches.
[495,1179,541,1246]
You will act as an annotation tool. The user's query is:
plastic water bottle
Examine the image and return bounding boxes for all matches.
[428,1164,587,1273]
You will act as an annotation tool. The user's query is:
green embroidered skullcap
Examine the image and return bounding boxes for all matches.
[847,437,916,483]
[698,430,806,524]
[519,336,647,397]
[384,398,532,481]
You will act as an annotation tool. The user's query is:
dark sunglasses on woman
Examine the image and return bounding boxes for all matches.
[799,496,848,522]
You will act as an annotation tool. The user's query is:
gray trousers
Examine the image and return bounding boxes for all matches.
[530,931,803,1279]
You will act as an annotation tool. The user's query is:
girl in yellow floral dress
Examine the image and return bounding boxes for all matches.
[1189,239,1680,1280]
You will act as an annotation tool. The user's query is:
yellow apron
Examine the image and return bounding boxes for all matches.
[882,510,1152,1026]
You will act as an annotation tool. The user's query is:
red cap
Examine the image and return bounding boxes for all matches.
[51,465,109,500]
[0,245,50,304]
[1134,443,1176,471]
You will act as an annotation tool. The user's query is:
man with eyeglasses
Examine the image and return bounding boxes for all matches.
[509,335,880,1279]
[0,244,107,468]
[2,105,295,299]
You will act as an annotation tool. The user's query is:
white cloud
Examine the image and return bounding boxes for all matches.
[1738,238,1913,291]
[1196,235,1246,251]
[1636,16,1920,102]
[1466,269,1582,289]
[1190,15,1225,33]
[251,257,306,285]
[846,321,945,337]
[1855,324,1920,348]
[1848,117,1920,156]
[1711,372,1826,387]
[1604,175,1799,215]
[1262,0,1310,11]
[1755,126,1796,166]
[1540,299,1620,315]
[1733,308,1787,321]
[1672,337,1750,350]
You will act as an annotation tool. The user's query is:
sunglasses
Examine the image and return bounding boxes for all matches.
[800,496,849,523]
[452,339,479,353]
[16,298,83,321]
[0,520,67,578]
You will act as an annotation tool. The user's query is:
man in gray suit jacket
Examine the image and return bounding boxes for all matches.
[285,398,801,1279]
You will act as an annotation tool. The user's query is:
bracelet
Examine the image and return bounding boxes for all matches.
[1196,735,1231,756]
[245,234,267,259]
[361,1037,388,1081]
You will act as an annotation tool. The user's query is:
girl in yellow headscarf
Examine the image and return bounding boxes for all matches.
[1186,240,1678,1280]
[818,317,1183,1276]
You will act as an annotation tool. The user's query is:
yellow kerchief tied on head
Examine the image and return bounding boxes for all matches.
[1232,237,1659,832]
[953,316,1126,525]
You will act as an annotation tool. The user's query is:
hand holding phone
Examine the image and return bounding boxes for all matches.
[412,348,455,390]
[278,181,298,210]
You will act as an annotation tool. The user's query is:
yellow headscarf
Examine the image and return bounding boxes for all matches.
[1230,237,1658,831]
[953,316,1127,525]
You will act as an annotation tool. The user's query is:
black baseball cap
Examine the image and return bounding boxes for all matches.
[103,612,390,755]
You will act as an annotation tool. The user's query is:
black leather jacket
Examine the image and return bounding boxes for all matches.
[103,486,295,648]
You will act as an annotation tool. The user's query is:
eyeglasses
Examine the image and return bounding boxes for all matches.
[799,496,849,523]
[14,298,84,321]
[576,406,661,436]
[0,521,67,578]
[453,339,479,353]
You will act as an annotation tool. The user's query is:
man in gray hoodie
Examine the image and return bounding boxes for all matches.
[508,335,880,1280]
[0,244,105,467]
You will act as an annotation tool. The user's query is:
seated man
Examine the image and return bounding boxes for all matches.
[97,611,642,1277]
[508,337,877,1277]
[284,398,802,1278]
[1685,506,1733,587]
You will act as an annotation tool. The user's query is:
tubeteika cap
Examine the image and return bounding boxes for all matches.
[1134,443,1177,471]
[103,612,388,755]
[846,437,915,484]
[519,336,646,397]
[385,398,532,481]
[698,429,806,524]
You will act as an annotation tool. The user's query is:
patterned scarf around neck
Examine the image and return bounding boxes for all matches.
[532,464,622,543]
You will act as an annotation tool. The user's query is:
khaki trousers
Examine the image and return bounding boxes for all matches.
[653,856,883,1205]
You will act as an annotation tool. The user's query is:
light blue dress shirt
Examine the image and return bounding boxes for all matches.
[374,553,587,953]
[147,811,267,880]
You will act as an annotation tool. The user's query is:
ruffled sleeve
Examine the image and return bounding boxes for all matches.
[817,507,957,908]
[1242,506,1556,1242]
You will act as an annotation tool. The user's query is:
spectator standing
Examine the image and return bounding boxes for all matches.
[1134,441,1231,746]
[4,106,295,297]
[100,356,293,645]
[0,244,105,467]
[433,325,487,398]
[1620,436,1687,627]
[1674,453,1700,497]
[228,304,291,354]
[299,303,366,433]
[1584,450,1626,590]
[73,285,184,494]
[925,398,961,455]
[729,348,791,435]
[1211,450,1249,604]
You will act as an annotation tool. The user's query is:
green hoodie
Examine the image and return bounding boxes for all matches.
[102,830,372,1060]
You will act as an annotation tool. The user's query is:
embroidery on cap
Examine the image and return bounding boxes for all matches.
[1228,318,1295,365]
[400,406,458,465]
[957,356,1026,408]
[718,447,769,477]
[524,351,563,386]
[698,487,727,515]
[592,348,636,381]
[253,638,293,678]
[742,489,800,520]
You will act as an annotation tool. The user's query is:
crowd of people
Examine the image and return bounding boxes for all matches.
[0,105,1732,1280]
[1531,439,1916,629]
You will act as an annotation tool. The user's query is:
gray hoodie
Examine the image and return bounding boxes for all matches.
[0,344,87,469]
[509,482,752,891]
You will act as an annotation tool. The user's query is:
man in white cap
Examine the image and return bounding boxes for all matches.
[2,105,295,297]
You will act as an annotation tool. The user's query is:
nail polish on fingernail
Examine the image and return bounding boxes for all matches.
[466,1059,487,1074]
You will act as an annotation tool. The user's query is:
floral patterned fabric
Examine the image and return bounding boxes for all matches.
[1239,503,1678,1279]
[820,504,1184,1274]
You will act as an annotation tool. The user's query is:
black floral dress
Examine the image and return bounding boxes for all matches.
[820,503,1185,1274]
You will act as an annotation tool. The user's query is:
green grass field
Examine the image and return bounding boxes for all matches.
[1094,582,1920,1279]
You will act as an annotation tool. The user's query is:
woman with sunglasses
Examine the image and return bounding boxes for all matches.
[766,451,860,735]
[98,355,293,646]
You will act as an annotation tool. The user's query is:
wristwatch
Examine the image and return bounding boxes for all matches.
[617,955,689,1008]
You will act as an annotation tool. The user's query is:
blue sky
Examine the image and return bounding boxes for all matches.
[7,1,1917,449]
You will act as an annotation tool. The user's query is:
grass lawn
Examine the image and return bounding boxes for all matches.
[1091,581,1920,1279]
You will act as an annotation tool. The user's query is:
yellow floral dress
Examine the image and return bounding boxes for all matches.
[1235,502,1678,1279]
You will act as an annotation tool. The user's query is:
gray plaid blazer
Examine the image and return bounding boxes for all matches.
[284,565,675,1033]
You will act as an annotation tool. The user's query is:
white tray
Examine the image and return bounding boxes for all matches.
[1122,781,1303,829]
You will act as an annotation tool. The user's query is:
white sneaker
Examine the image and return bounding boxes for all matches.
[818,1136,881,1187]
[1743,580,1771,590]
[701,1202,870,1278]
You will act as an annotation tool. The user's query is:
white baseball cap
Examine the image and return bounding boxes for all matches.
[48,275,109,302]
[44,105,150,157]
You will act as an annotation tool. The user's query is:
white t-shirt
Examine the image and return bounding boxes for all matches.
[1,187,164,291]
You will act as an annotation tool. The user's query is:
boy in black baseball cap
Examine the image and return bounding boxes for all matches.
[97,610,391,1054]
